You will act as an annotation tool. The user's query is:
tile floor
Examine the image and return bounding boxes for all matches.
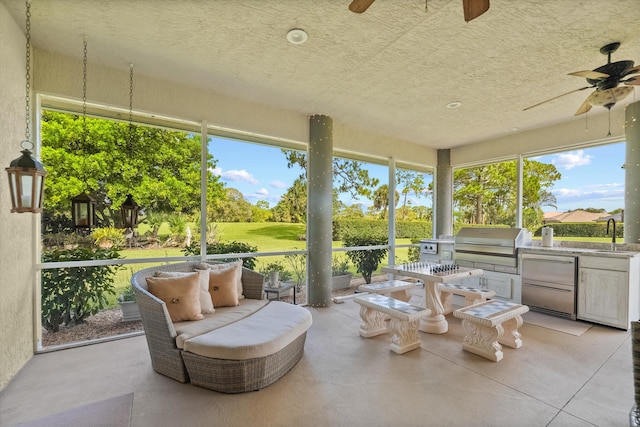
[0,293,634,427]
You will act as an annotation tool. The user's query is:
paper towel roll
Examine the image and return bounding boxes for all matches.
[542,227,553,247]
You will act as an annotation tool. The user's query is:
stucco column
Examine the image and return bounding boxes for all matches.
[625,101,640,244]
[435,149,453,238]
[307,115,333,307]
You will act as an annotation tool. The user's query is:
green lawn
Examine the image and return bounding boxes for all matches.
[107,222,414,306]
[87,223,618,308]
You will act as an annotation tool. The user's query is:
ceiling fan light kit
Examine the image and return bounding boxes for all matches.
[524,42,639,117]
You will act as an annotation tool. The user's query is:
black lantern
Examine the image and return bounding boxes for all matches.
[6,144,47,213]
[7,1,47,214]
[71,193,96,229]
[120,194,139,228]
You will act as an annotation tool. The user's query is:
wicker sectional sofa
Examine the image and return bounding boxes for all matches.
[131,261,312,393]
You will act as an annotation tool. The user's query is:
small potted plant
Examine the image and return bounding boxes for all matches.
[263,262,286,288]
[331,255,353,290]
[118,285,141,322]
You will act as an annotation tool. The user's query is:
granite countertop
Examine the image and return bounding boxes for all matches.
[519,245,640,258]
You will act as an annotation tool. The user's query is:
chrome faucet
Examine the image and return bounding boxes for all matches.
[606,218,616,251]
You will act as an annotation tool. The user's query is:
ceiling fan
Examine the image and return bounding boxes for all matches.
[524,42,640,116]
[349,0,490,22]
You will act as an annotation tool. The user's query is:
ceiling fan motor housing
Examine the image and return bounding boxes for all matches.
[587,60,635,89]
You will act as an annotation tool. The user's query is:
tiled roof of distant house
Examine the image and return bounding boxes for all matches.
[543,210,604,223]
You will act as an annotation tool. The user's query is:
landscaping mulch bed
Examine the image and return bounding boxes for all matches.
[41,274,394,348]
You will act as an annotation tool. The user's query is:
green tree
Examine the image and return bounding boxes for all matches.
[272,177,307,223]
[371,184,399,220]
[396,170,427,220]
[282,150,379,199]
[41,111,224,226]
[211,188,252,222]
[251,200,273,222]
[454,159,560,230]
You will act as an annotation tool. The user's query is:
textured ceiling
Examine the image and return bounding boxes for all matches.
[2,0,640,149]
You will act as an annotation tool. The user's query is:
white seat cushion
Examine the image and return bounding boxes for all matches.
[183,301,312,360]
[174,299,268,349]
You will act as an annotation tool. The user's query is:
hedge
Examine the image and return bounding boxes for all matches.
[332,219,431,241]
[535,222,623,238]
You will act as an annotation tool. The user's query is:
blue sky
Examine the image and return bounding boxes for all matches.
[209,137,626,214]
[532,142,625,213]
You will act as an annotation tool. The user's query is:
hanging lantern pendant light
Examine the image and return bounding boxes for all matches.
[6,0,47,214]
[71,38,97,230]
[120,63,140,228]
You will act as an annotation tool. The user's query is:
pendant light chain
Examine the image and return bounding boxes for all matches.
[82,39,88,144]
[23,0,31,145]
[129,63,134,148]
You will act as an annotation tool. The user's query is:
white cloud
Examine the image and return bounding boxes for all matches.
[270,180,287,189]
[216,168,258,184]
[552,187,624,204]
[256,188,269,196]
[551,150,592,170]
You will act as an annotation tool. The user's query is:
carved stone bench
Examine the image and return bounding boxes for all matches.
[437,283,496,315]
[354,294,428,354]
[453,299,529,362]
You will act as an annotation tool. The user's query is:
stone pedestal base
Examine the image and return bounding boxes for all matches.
[454,300,528,362]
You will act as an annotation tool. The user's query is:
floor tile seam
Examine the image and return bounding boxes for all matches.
[421,346,601,426]
[545,410,599,427]
[422,346,567,410]
[551,333,632,423]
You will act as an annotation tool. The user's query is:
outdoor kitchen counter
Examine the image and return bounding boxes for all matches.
[519,246,640,258]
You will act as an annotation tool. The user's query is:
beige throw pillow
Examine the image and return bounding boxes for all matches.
[146,274,204,322]
[156,270,214,314]
[209,260,244,300]
[208,265,240,307]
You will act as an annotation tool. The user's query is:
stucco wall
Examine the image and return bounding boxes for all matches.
[33,49,437,168]
[451,109,626,168]
[0,4,38,390]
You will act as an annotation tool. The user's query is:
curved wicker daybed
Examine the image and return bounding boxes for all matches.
[131,261,312,393]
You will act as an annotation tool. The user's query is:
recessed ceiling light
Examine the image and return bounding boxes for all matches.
[286,29,308,45]
[507,127,519,132]
[446,101,462,109]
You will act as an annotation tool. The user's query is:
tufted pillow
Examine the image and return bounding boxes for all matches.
[156,270,214,314]
[208,264,240,307]
[146,273,204,322]
[209,260,244,300]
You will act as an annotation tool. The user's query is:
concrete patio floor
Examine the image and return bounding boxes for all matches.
[0,292,634,427]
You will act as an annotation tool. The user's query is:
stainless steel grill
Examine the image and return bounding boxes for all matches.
[454,227,532,274]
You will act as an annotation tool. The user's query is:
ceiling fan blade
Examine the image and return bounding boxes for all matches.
[523,86,592,111]
[462,0,490,22]
[574,93,594,116]
[349,0,375,13]
[624,76,640,86]
[624,65,640,76]
[567,70,610,79]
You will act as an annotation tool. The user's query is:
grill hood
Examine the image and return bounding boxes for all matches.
[454,227,532,271]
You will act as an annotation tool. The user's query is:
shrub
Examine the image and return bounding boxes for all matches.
[118,285,136,302]
[183,240,258,270]
[284,253,306,291]
[331,255,351,276]
[534,222,623,238]
[91,227,125,248]
[343,233,388,284]
[41,247,123,332]
[407,238,421,263]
